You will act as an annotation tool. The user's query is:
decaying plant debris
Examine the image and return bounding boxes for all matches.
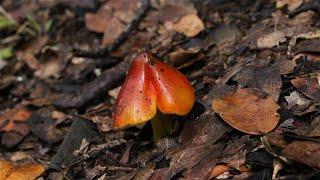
[1,0,320,179]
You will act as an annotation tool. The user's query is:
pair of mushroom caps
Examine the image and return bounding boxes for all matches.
[114,51,195,128]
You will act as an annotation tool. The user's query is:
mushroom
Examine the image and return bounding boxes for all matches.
[114,51,195,138]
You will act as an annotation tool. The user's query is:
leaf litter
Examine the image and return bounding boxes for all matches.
[1,0,320,179]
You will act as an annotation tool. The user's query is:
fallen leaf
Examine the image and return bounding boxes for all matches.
[276,0,303,12]
[35,57,61,79]
[246,150,274,168]
[158,4,197,23]
[282,141,320,168]
[85,12,111,33]
[220,135,252,169]
[308,116,320,137]
[233,64,283,101]
[49,118,99,170]
[289,30,320,47]
[84,0,142,45]
[150,143,223,179]
[212,88,280,135]
[0,107,31,133]
[173,14,204,37]
[205,24,243,48]
[28,108,66,143]
[284,91,315,115]
[208,164,230,179]
[291,77,320,102]
[179,112,231,145]
[102,18,126,46]
[0,160,45,180]
[1,131,26,148]
[183,150,221,179]
[257,31,287,49]
[0,160,14,180]
[15,36,48,70]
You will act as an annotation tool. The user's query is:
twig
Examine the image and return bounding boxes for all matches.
[0,5,16,23]
[54,59,131,108]
[106,166,136,172]
[70,139,127,167]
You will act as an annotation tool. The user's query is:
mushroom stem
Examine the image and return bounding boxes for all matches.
[150,111,174,140]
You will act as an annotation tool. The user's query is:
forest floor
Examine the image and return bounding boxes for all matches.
[1,0,320,179]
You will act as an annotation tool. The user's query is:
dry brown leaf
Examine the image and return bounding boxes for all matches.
[276,0,303,12]
[173,14,204,37]
[282,141,320,168]
[0,107,31,133]
[102,18,126,46]
[212,88,280,135]
[85,0,141,45]
[15,36,48,70]
[0,160,14,180]
[208,164,230,179]
[35,57,61,79]
[291,77,320,102]
[85,13,111,33]
[257,31,287,48]
[0,160,45,180]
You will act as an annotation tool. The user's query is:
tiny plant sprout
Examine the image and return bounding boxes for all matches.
[113,51,195,139]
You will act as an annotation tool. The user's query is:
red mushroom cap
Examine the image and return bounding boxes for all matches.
[114,51,195,128]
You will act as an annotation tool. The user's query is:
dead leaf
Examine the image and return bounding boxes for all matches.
[157,4,197,23]
[35,57,61,79]
[179,112,231,145]
[292,39,320,55]
[150,143,223,179]
[284,91,313,115]
[0,160,14,180]
[208,164,230,179]
[282,141,320,168]
[308,116,320,137]
[257,31,287,49]
[291,77,320,102]
[0,107,31,148]
[212,88,280,135]
[15,51,40,70]
[28,108,66,143]
[173,14,204,37]
[183,150,222,179]
[289,30,320,47]
[0,107,31,133]
[85,0,141,45]
[0,160,45,180]
[220,135,253,169]
[233,64,283,101]
[15,36,49,70]
[276,0,303,12]
[85,12,111,33]
[102,18,126,46]
[1,130,27,148]
[205,25,243,48]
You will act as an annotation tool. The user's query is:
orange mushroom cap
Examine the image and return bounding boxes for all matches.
[114,51,195,129]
